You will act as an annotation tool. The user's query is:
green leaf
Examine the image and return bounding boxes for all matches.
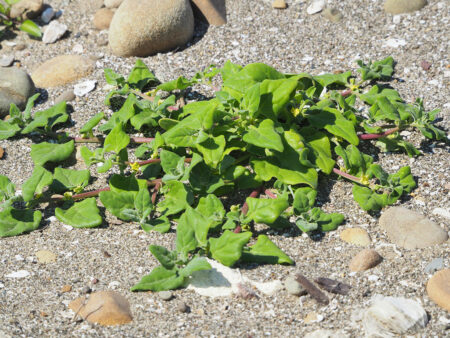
[0,119,20,140]
[179,208,210,248]
[104,123,130,154]
[375,96,401,121]
[241,83,260,115]
[99,94,137,132]
[131,266,184,292]
[357,56,394,81]
[209,230,252,267]
[149,245,177,270]
[80,112,104,136]
[196,134,226,168]
[55,198,102,228]
[104,68,125,86]
[97,159,112,173]
[258,78,299,118]
[389,166,416,193]
[0,175,15,203]
[313,71,352,88]
[157,76,194,92]
[21,166,52,202]
[244,197,289,225]
[22,101,68,134]
[99,190,136,221]
[352,185,389,211]
[0,208,42,237]
[309,208,345,232]
[241,235,293,265]
[304,131,335,174]
[160,150,185,181]
[243,119,284,152]
[176,212,198,261]
[134,186,152,214]
[293,187,317,215]
[179,257,212,278]
[195,194,225,228]
[157,181,193,216]
[127,59,158,90]
[141,216,171,233]
[51,168,90,193]
[109,174,145,193]
[30,140,74,166]
[130,109,158,130]
[296,219,318,232]
[19,20,42,38]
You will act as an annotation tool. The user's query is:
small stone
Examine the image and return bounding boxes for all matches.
[42,20,68,44]
[69,291,133,325]
[61,285,72,293]
[284,275,306,296]
[96,35,109,46]
[420,60,432,71]
[363,295,428,336]
[40,311,48,317]
[158,291,173,301]
[109,0,195,57]
[55,90,75,104]
[41,7,55,24]
[72,43,84,54]
[384,0,427,14]
[81,286,92,294]
[272,0,287,9]
[195,308,205,316]
[93,8,114,30]
[379,207,448,249]
[0,68,35,118]
[74,80,97,97]
[304,312,324,324]
[0,55,14,67]
[305,329,349,338]
[383,38,407,48]
[32,55,95,88]
[432,207,450,219]
[340,228,371,246]
[15,43,27,51]
[322,7,343,23]
[105,0,124,8]
[307,0,325,15]
[92,278,99,285]
[424,258,444,275]
[9,0,43,19]
[176,301,189,313]
[6,270,30,278]
[191,0,227,26]
[36,250,57,263]
[427,269,450,311]
[349,249,382,272]
[0,147,4,159]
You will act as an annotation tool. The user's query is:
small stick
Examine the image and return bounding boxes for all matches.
[332,168,362,185]
[358,127,399,140]
[74,136,154,144]
[241,187,263,215]
[295,273,329,305]
[151,181,161,205]
[131,89,155,102]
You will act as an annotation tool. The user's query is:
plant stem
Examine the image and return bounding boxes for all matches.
[130,89,155,102]
[74,136,154,144]
[341,89,352,97]
[332,168,361,185]
[151,181,162,205]
[264,189,277,199]
[128,157,192,166]
[358,127,399,140]
[241,187,262,215]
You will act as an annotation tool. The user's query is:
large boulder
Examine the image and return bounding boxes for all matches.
[108,0,194,57]
[0,68,35,118]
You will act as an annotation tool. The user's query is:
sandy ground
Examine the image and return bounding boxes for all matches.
[0,0,449,336]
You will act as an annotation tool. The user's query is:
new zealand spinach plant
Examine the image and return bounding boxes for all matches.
[0,57,447,291]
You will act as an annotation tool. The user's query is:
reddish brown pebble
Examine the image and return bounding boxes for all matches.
[420,60,431,71]
[40,311,48,317]
[92,278,99,284]
[0,146,4,159]
[61,285,72,293]
[349,249,382,272]
[295,273,329,305]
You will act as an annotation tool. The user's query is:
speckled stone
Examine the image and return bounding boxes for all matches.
[349,249,382,272]
[384,0,427,14]
[426,269,450,311]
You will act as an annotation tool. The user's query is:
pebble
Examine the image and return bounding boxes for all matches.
[383,38,407,48]
[284,275,306,296]
[55,90,75,104]
[32,55,95,88]
[0,147,4,159]
[304,312,324,324]
[432,207,450,219]
[191,0,227,26]
[384,0,427,14]
[424,258,444,274]
[69,291,133,325]
[362,295,428,336]
[108,0,194,57]
[272,0,287,9]
[96,35,109,46]
[304,329,349,338]
[15,43,27,51]
[306,0,325,15]
[176,301,189,313]
[349,249,382,272]
[42,20,68,44]
[379,207,448,249]
[0,68,35,118]
[61,285,72,293]
[158,291,173,301]
[0,55,14,67]
[36,250,57,263]
[340,228,371,246]
[93,8,114,30]
[420,60,432,71]
[426,269,450,311]
[41,7,55,24]
[72,43,84,54]
[9,0,43,19]
[6,270,30,278]
[108,281,120,289]
[322,7,343,23]
[74,80,97,97]
[81,286,92,294]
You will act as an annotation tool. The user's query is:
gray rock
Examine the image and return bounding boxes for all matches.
[307,0,325,15]
[105,0,124,8]
[9,0,43,20]
[42,20,67,44]
[55,90,75,104]
[363,295,428,337]
[424,257,444,274]
[41,7,55,24]
[0,55,14,67]
[74,80,97,97]
[322,7,343,23]
[158,291,173,301]
[0,68,35,118]
[379,207,448,249]
[284,275,306,296]
[384,0,427,14]
[108,0,194,57]
[176,301,188,313]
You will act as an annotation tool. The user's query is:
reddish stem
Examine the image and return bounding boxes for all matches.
[241,187,262,216]
[264,189,277,199]
[358,127,399,140]
[151,181,161,205]
[128,157,192,166]
[332,168,361,184]
[341,89,352,97]
[74,136,154,144]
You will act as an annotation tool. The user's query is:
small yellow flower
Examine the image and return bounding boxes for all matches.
[130,162,141,172]
[291,107,301,117]
[360,175,370,185]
